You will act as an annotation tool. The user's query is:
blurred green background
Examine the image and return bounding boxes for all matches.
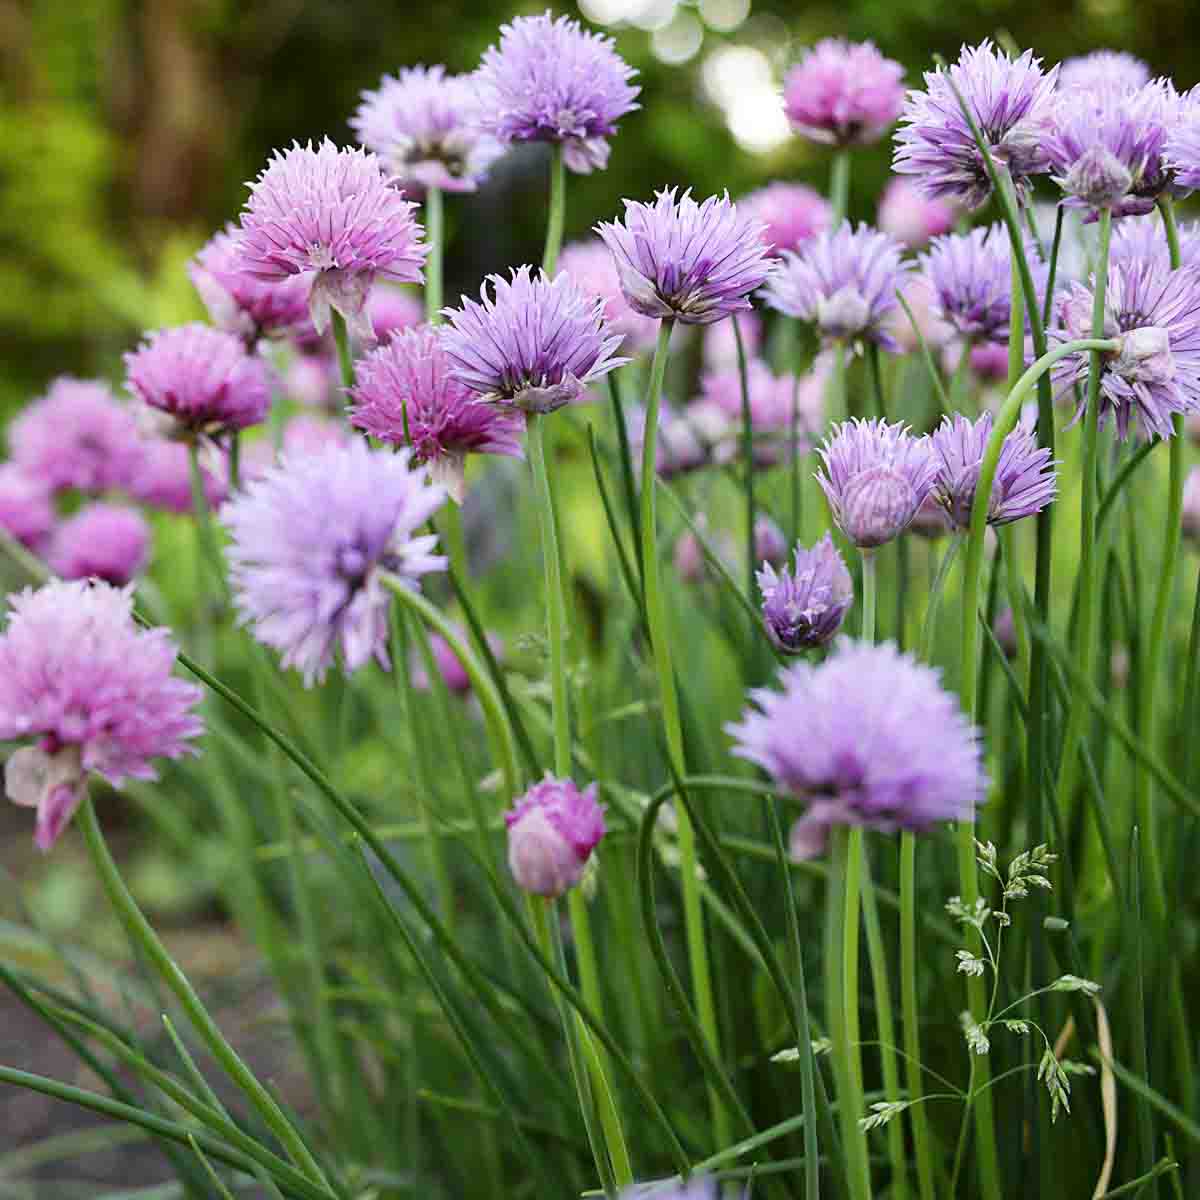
[2,0,1193,413]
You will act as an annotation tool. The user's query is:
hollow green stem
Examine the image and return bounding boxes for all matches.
[424,185,444,324]
[542,144,566,274]
[861,549,876,642]
[330,309,354,392]
[829,150,851,225]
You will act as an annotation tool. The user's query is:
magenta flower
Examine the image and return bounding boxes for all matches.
[124,324,271,436]
[0,580,203,850]
[505,774,605,897]
[350,65,503,193]
[763,222,911,350]
[413,626,504,697]
[440,267,626,414]
[877,177,957,249]
[738,183,831,256]
[595,189,774,326]
[558,238,660,351]
[893,41,1059,210]
[474,12,639,174]
[51,504,151,585]
[727,639,986,838]
[8,378,142,496]
[350,325,525,500]
[782,39,905,147]
[128,439,228,515]
[1057,51,1151,96]
[0,465,54,552]
[367,285,424,343]
[931,411,1057,529]
[234,140,426,339]
[758,533,853,653]
[817,418,939,548]
[190,224,313,342]
[222,440,446,686]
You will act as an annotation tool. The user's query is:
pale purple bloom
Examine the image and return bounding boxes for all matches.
[190,224,313,341]
[558,239,661,350]
[1057,51,1151,96]
[727,638,986,836]
[595,189,774,326]
[627,401,712,478]
[782,39,905,147]
[673,515,735,582]
[703,312,761,369]
[1182,466,1200,542]
[51,504,151,585]
[908,490,952,538]
[285,354,338,410]
[0,580,203,850]
[474,12,639,174]
[763,222,911,350]
[350,65,503,193]
[0,465,53,551]
[877,177,957,249]
[241,417,350,482]
[968,341,1011,381]
[893,41,1058,210]
[124,324,271,435]
[885,275,953,354]
[129,439,228,515]
[758,532,853,653]
[8,378,142,496]
[441,266,626,413]
[505,774,605,897]
[222,440,446,685]
[367,285,424,343]
[350,325,525,501]
[413,626,504,696]
[738,183,831,256]
[619,1181,715,1200]
[1110,213,1200,271]
[817,418,939,548]
[234,139,426,339]
[931,411,1057,528]
[1050,259,1200,440]
[755,516,788,567]
[1164,95,1200,193]
[790,813,829,860]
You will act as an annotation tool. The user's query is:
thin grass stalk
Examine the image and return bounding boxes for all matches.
[734,314,757,616]
[542,145,566,274]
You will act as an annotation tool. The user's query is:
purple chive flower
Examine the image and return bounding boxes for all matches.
[727,639,986,839]
[558,239,661,350]
[738,183,832,256]
[1057,50,1151,96]
[931,411,1057,529]
[128,439,228,515]
[885,275,953,354]
[0,580,203,850]
[8,378,142,496]
[0,466,54,552]
[817,418,939,548]
[350,65,503,193]
[877,177,957,249]
[440,267,626,414]
[703,312,762,370]
[1165,94,1200,193]
[474,12,640,174]
[763,222,911,350]
[967,340,1012,381]
[413,626,504,697]
[235,139,427,339]
[758,533,853,653]
[782,39,905,147]
[350,325,525,501]
[755,516,788,567]
[505,774,605,897]
[1182,466,1200,542]
[285,354,339,410]
[893,41,1058,210]
[908,490,952,538]
[1050,259,1200,440]
[190,224,313,342]
[222,440,446,686]
[1111,213,1200,271]
[50,504,151,585]
[367,285,424,343]
[241,417,350,482]
[124,324,272,436]
[595,189,774,326]
[619,1181,716,1200]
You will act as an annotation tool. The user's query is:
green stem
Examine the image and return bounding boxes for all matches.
[1000,526,1031,688]
[330,309,354,393]
[424,185,444,324]
[228,432,241,494]
[861,549,876,642]
[734,315,757,615]
[829,150,851,225]
[866,342,886,420]
[76,798,334,1194]
[542,144,566,275]
[639,317,730,1149]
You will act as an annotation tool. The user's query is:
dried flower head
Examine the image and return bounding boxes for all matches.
[783,39,905,147]
[758,533,853,653]
[51,504,151,585]
[505,774,605,897]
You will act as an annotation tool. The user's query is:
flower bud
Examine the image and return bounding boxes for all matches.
[505,776,605,898]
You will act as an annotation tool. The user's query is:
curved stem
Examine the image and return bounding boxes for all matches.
[542,145,566,275]
[424,185,444,324]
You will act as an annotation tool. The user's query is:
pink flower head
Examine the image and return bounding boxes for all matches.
[558,238,661,351]
[0,465,54,552]
[505,774,605,897]
[877,177,957,249]
[703,312,762,370]
[412,626,504,697]
[783,38,905,147]
[0,580,203,850]
[240,417,351,482]
[367,285,424,343]
[285,354,339,410]
[128,439,229,515]
[739,183,832,256]
[51,503,151,585]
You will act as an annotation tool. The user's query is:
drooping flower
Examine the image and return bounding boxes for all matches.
[189,224,313,342]
[240,417,350,482]
[234,139,426,339]
[763,222,911,350]
[412,626,504,697]
[128,439,228,515]
[350,65,503,193]
[1110,213,1200,271]
[124,324,272,436]
[0,466,54,552]
[727,639,986,839]
[816,418,939,548]
[222,440,446,685]
[1057,50,1151,96]
[350,325,525,500]
[738,182,832,256]
[367,285,424,343]
[758,533,853,653]
[440,267,626,413]
[8,378,142,496]
[50,504,151,585]
[558,238,661,350]
[0,580,203,850]
[474,12,640,174]
[595,189,774,326]
[1050,259,1200,440]
[877,177,957,249]
[893,41,1059,210]
[505,774,605,897]
[931,411,1057,528]
[782,39,905,147]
